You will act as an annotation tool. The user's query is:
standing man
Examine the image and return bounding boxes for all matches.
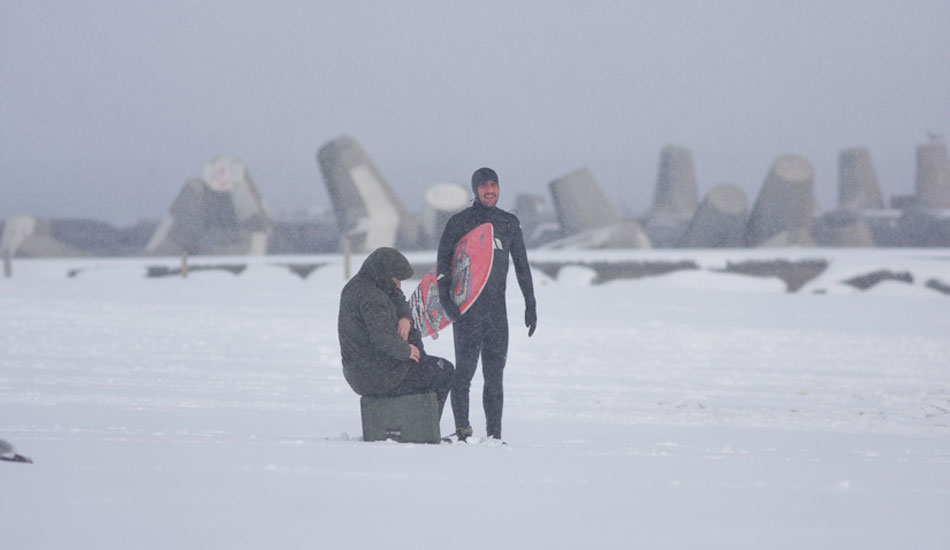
[437,167,537,442]
[339,247,455,417]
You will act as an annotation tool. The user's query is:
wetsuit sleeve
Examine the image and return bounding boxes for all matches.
[509,215,536,308]
[437,217,461,280]
[436,216,465,319]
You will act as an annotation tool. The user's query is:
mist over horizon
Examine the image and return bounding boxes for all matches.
[2,1,949,226]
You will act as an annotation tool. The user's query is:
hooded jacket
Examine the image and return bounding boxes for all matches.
[338,247,415,395]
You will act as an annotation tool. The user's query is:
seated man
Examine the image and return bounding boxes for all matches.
[338,247,454,416]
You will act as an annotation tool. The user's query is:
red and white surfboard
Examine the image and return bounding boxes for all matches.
[409,223,494,338]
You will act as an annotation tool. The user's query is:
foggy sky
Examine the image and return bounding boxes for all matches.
[2,0,949,226]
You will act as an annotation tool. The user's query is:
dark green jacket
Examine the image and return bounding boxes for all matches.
[338,247,415,395]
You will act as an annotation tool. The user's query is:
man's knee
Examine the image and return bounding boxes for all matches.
[483,373,504,396]
[434,356,454,371]
[434,357,455,389]
[480,334,508,365]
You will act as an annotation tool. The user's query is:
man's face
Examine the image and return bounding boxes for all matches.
[392,277,401,289]
[476,180,499,208]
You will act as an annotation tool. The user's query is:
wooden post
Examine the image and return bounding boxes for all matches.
[181,251,189,278]
[341,236,351,280]
[3,249,11,278]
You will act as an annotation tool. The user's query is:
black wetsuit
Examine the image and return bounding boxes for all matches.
[437,200,535,438]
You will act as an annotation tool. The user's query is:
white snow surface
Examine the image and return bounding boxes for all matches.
[2,249,949,549]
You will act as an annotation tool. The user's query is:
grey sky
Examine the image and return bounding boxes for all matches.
[2,0,948,226]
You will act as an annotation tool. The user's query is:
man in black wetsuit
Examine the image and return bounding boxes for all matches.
[437,167,537,441]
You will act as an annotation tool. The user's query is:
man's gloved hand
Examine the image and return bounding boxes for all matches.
[443,299,462,322]
[525,302,537,337]
[438,274,462,321]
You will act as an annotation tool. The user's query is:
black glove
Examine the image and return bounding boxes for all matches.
[438,274,462,321]
[525,302,537,337]
[443,299,462,322]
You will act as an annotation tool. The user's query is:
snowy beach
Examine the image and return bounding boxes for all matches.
[2,249,949,549]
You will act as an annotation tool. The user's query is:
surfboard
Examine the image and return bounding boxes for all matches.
[409,223,494,338]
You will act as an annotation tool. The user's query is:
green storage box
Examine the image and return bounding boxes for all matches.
[360,392,440,444]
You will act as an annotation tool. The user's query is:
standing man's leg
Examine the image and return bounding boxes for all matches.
[481,314,509,439]
[451,318,481,437]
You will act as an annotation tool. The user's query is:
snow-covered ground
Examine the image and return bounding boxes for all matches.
[2,249,949,549]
